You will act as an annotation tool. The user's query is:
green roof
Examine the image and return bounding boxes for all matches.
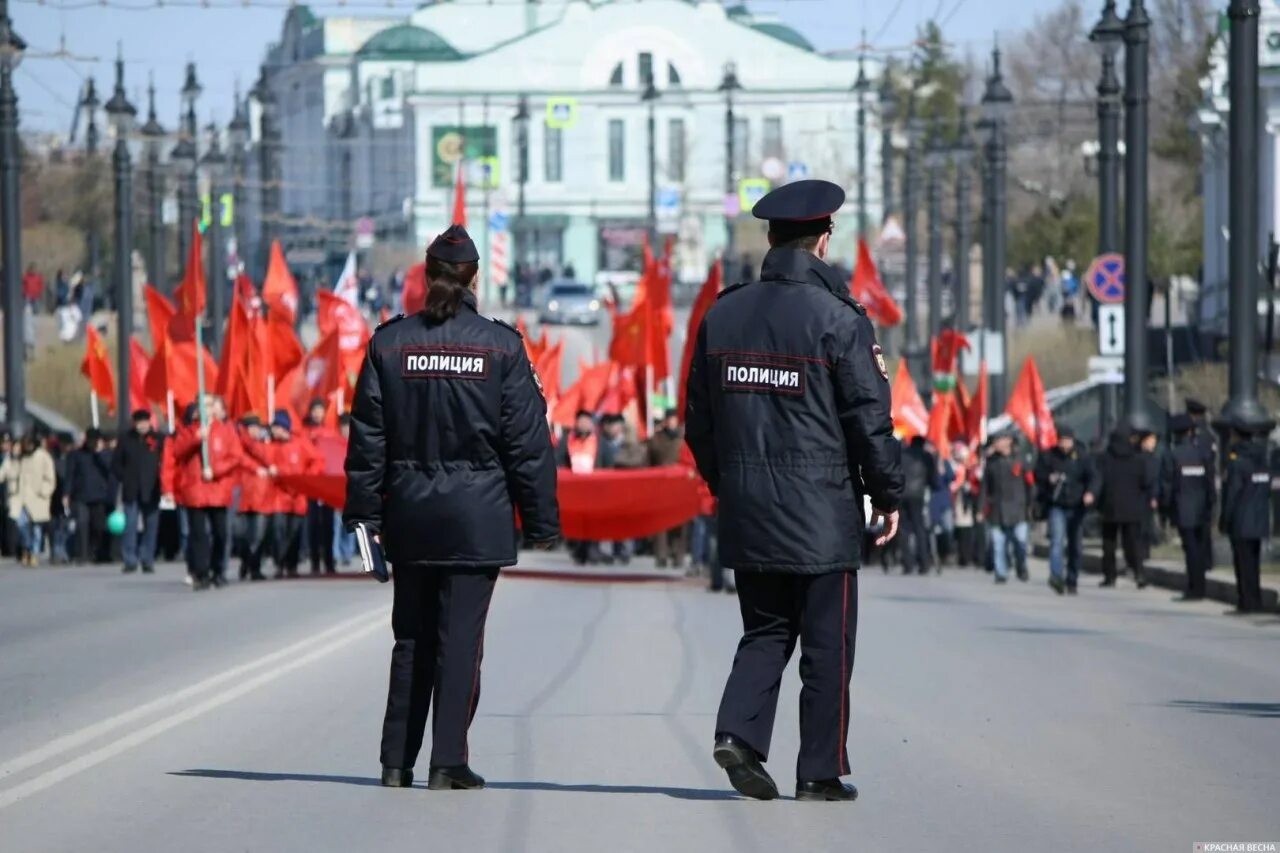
[357,24,466,61]
[751,21,815,52]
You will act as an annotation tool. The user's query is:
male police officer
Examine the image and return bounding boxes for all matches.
[1219,416,1272,614]
[1166,414,1215,601]
[1185,398,1218,465]
[686,179,903,803]
[346,225,560,790]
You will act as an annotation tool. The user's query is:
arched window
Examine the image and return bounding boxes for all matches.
[667,62,682,86]
[608,62,624,88]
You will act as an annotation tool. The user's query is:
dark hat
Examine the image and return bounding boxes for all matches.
[308,397,328,411]
[85,428,102,444]
[240,413,262,427]
[426,224,480,264]
[1169,413,1194,434]
[753,179,845,240]
[574,409,594,421]
[1184,397,1208,415]
[1227,414,1275,435]
[183,402,199,425]
[131,408,152,422]
[1057,426,1075,440]
[663,408,679,420]
[272,411,293,432]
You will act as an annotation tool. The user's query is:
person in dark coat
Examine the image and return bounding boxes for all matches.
[899,436,934,575]
[647,409,689,568]
[1184,397,1218,470]
[981,434,1032,583]
[112,409,167,574]
[1035,426,1094,594]
[66,429,115,563]
[1165,414,1216,601]
[686,180,903,803]
[1219,417,1272,614]
[1096,425,1151,588]
[345,225,560,792]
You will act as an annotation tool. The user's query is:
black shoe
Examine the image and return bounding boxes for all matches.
[427,765,485,790]
[380,767,414,788]
[712,734,778,801]
[994,576,1008,584]
[1016,569,1029,582]
[192,579,210,591]
[1099,578,1116,588]
[210,575,228,588]
[1134,572,1149,589]
[796,779,859,802]
[250,572,267,581]
[1066,584,1078,595]
[1175,593,1204,602]
[141,564,154,574]
[725,585,737,594]
[1048,576,1065,595]
[122,564,137,574]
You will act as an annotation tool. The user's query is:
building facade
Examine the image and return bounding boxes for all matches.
[245,0,885,290]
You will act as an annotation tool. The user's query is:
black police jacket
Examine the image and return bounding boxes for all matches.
[343,293,560,567]
[1166,437,1215,529]
[1220,440,1269,540]
[1097,433,1152,524]
[685,247,903,574]
[1034,446,1093,510]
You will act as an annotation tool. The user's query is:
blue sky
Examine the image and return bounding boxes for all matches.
[10,0,1067,135]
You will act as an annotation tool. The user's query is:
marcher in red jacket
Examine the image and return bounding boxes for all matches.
[235,414,274,581]
[265,411,320,577]
[302,399,338,574]
[172,396,244,590]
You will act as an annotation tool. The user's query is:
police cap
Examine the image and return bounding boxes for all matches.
[1184,397,1208,416]
[752,179,845,242]
[1169,413,1193,434]
[427,224,480,264]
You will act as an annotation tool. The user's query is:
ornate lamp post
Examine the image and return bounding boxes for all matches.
[878,66,898,222]
[853,52,871,237]
[140,76,165,290]
[172,63,200,268]
[981,47,1014,415]
[79,77,101,285]
[950,108,975,332]
[925,122,947,345]
[227,87,250,270]
[513,94,529,279]
[201,124,226,352]
[1122,0,1152,430]
[718,62,742,265]
[642,75,660,244]
[104,47,136,432]
[902,95,926,389]
[1090,1,1124,256]
[0,0,26,436]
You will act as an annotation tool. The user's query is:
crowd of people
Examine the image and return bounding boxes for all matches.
[877,397,1271,614]
[0,396,354,590]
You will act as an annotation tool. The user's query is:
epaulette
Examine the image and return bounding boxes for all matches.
[715,281,752,300]
[376,313,407,331]
[835,293,869,316]
[491,317,523,338]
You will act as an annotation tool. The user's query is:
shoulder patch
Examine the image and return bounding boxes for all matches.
[376,313,407,330]
[835,292,868,315]
[715,281,752,300]
[491,317,523,338]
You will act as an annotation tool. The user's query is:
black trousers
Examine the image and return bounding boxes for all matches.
[307,501,335,573]
[716,569,858,783]
[899,496,931,574]
[1101,521,1143,582]
[954,525,981,567]
[1178,524,1213,598]
[381,566,499,771]
[237,512,269,578]
[1230,538,1262,613]
[270,513,304,574]
[73,502,110,563]
[188,507,228,583]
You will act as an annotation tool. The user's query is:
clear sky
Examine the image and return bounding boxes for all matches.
[10,0,1067,136]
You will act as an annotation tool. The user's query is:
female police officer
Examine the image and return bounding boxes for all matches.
[345,225,560,791]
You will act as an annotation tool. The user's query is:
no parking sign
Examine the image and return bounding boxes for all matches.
[1086,253,1126,304]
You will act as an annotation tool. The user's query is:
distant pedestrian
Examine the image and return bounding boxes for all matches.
[302,399,338,575]
[1219,417,1271,614]
[1035,427,1094,595]
[1096,425,1151,588]
[647,409,688,569]
[1,433,56,565]
[982,434,1032,583]
[899,436,934,575]
[113,409,166,575]
[1165,414,1215,601]
[22,264,44,312]
[65,429,115,564]
[235,414,273,581]
[172,397,243,589]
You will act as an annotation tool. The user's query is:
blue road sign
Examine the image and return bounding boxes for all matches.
[1086,253,1126,305]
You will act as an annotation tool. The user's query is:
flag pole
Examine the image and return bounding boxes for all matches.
[90,392,99,429]
[166,389,175,434]
[267,373,276,420]
[195,307,209,470]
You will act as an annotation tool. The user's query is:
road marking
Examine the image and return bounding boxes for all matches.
[0,605,387,785]
[0,610,386,810]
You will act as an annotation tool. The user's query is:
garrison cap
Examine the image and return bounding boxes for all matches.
[1184,397,1208,416]
[131,408,152,422]
[427,224,480,264]
[753,179,845,240]
[1169,413,1194,434]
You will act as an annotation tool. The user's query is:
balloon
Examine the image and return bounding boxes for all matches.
[107,510,127,537]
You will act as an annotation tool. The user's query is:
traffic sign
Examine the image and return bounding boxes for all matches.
[738,178,771,211]
[354,216,376,250]
[656,187,681,235]
[545,97,579,130]
[1097,304,1125,356]
[488,211,510,233]
[1086,252,1126,305]
[787,161,810,182]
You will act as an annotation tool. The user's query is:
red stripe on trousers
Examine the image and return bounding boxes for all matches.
[839,572,848,776]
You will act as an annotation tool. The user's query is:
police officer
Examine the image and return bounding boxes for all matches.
[1218,416,1272,614]
[345,225,560,791]
[1185,398,1218,466]
[686,180,903,803]
[1165,414,1215,601]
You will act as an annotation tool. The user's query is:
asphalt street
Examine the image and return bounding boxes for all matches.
[1,554,1277,853]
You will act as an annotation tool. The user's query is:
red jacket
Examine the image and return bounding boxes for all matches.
[267,434,320,515]
[172,419,244,508]
[22,271,43,302]
[237,430,275,515]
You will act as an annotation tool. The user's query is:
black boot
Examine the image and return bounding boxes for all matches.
[427,765,485,790]
[712,734,778,801]
[796,779,859,802]
[380,767,413,788]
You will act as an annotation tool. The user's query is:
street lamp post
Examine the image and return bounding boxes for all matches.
[0,0,25,436]
[513,94,529,283]
[202,124,226,352]
[227,87,249,272]
[252,66,279,278]
[1222,0,1272,429]
[925,122,947,346]
[104,48,136,433]
[642,75,659,245]
[951,109,975,332]
[141,77,165,290]
[878,67,898,222]
[1122,0,1151,431]
[79,77,101,287]
[903,96,926,389]
[981,47,1014,416]
[853,52,871,237]
[171,64,200,277]
[1091,1,1124,255]
[718,63,741,267]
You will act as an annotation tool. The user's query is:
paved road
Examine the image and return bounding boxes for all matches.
[1,556,1277,852]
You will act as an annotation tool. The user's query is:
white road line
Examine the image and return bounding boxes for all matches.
[0,605,388,784]
[0,610,387,811]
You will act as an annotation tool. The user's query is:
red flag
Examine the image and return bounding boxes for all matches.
[534,338,564,403]
[598,363,637,417]
[931,328,971,376]
[235,272,257,308]
[451,162,467,226]
[81,325,116,411]
[129,337,150,413]
[850,238,903,327]
[144,285,182,349]
[551,361,614,428]
[678,260,722,420]
[1005,356,1058,450]
[261,240,299,325]
[173,222,206,319]
[403,263,427,315]
[927,392,958,450]
[890,361,929,440]
[216,288,252,401]
[967,361,989,450]
[265,313,305,379]
[144,337,219,412]
[316,288,371,387]
[609,238,674,380]
[298,328,345,410]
